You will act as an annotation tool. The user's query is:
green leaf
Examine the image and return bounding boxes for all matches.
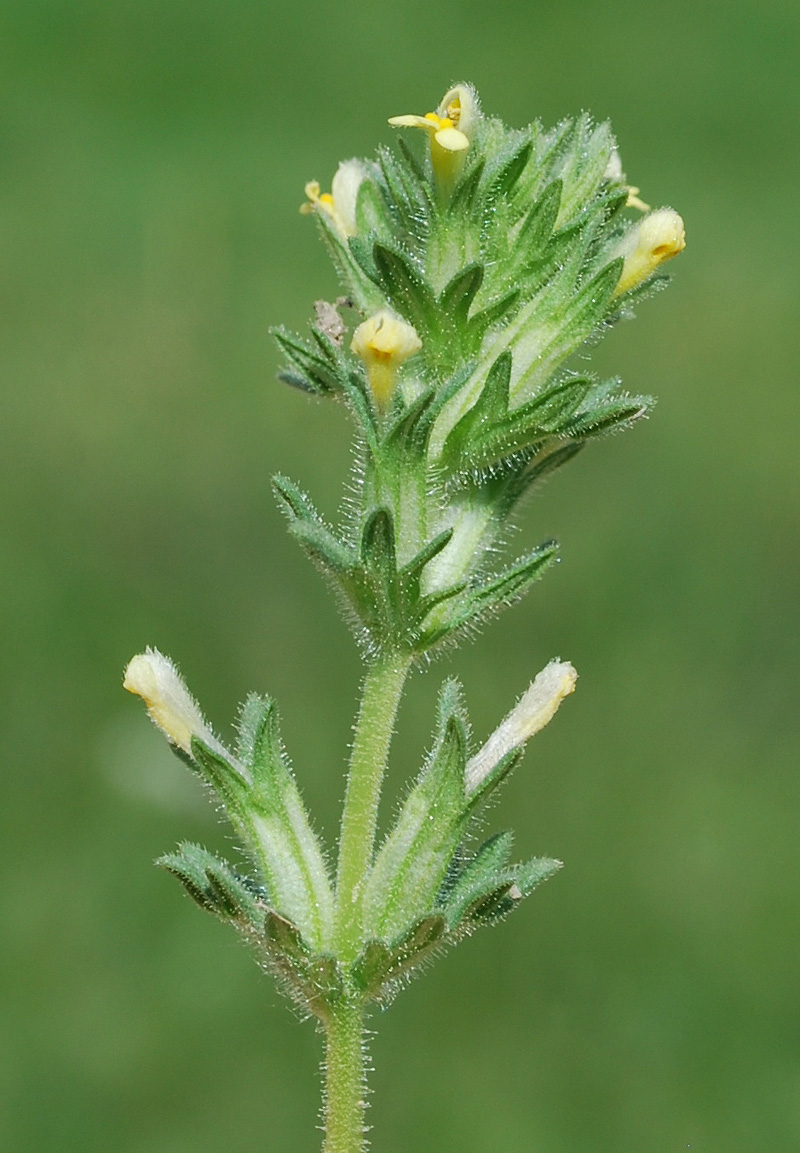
[432,542,559,644]
[347,234,380,283]
[237,695,335,951]
[464,748,524,812]
[483,133,534,201]
[382,387,438,460]
[510,256,624,399]
[396,531,465,645]
[340,370,380,452]
[449,157,485,214]
[520,376,593,432]
[360,507,397,585]
[264,908,310,960]
[263,911,344,1017]
[362,680,470,939]
[277,370,321,395]
[308,207,383,310]
[354,177,393,238]
[500,441,586,510]
[353,507,406,644]
[469,541,559,615]
[518,178,562,252]
[571,256,623,319]
[456,377,592,472]
[372,242,437,334]
[272,474,355,576]
[467,288,521,346]
[376,145,430,240]
[439,831,514,928]
[516,856,563,897]
[349,940,392,997]
[399,529,454,587]
[157,843,264,926]
[556,117,616,226]
[444,352,511,464]
[449,855,562,931]
[438,263,484,326]
[189,737,249,810]
[395,135,427,185]
[350,914,447,1002]
[272,326,343,396]
[560,394,653,438]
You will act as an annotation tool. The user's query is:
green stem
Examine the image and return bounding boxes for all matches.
[323,998,367,1153]
[335,649,411,961]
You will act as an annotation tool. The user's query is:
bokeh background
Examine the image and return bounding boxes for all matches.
[2,1,799,1150]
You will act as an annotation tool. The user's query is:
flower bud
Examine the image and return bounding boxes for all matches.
[613,208,686,296]
[350,309,422,408]
[123,648,218,757]
[464,660,577,794]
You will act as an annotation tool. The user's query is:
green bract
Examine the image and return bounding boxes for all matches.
[124,83,683,1153]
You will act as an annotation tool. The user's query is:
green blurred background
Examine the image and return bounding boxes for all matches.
[2,1,798,1150]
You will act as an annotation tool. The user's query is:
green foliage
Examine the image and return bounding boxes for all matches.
[157,843,265,926]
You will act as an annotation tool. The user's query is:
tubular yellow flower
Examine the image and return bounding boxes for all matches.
[389,83,478,190]
[123,648,223,759]
[613,208,686,296]
[464,661,578,794]
[350,309,422,408]
[300,159,366,239]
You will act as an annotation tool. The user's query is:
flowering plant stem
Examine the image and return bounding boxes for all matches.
[335,652,412,963]
[123,81,684,1151]
[324,654,411,1151]
[324,998,368,1153]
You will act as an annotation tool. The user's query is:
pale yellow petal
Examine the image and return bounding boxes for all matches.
[388,114,436,130]
[434,126,470,152]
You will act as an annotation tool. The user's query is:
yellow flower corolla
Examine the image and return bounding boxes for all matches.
[389,83,478,190]
[612,208,686,296]
[350,310,422,408]
[124,649,220,758]
[464,661,578,794]
[300,159,366,239]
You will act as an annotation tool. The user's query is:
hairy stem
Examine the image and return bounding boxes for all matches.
[323,998,367,1153]
[335,650,412,962]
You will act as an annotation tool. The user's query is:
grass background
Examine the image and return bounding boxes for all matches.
[2,1,799,1150]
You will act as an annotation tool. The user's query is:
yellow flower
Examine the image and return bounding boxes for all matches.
[350,310,422,408]
[124,648,227,761]
[300,159,366,239]
[464,661,578,794]
[612,208,686,296]
[389,83,479,190]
